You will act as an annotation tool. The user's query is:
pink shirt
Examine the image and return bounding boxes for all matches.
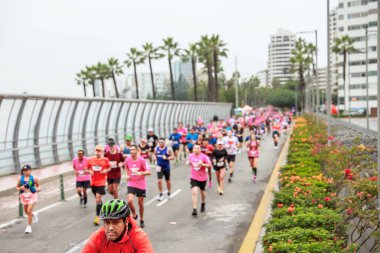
[125,156,150,190]
[73,157,90,182]
[188,153,211,182]
[178,127,188,143]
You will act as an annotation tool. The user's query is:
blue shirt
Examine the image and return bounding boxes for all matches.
[169,133,181,148]
[155,146,170,169]
[186,133,199,148]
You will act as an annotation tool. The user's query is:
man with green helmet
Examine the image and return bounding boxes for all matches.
[82,199,154,253]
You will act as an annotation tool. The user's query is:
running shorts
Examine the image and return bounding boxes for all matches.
[190,179,207,191]
[127,187,146,198]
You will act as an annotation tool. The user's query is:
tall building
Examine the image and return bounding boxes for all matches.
[125,72,169,99]
[173,60,193,99]
[329,7,339,102]
[267,29,296,86]
[336,0,378,112]
[256,69,269,88]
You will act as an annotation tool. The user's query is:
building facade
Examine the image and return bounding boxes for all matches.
[267,29,296,86]
[125,72,169,99]
[256,69,269,88]
[335,0,378,112]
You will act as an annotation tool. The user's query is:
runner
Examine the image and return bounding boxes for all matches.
[104,140,125,199]
[211,141,228,195]
[272,119,281,149]
[154,138,175,201]
[104,137,120,153]
[73,149,90,207]
[200,138,214,188]
[16,164,41,234]
[147,128,158,164]
[177,122,188,160]
[138,138,150,161]
[121,134,133,159]
[246,132,260,183]
[125,145,151,228]
[265,117,271,135]
[236,124,244,151]
[222,130,239,183]
[82,199,154,253]
[85,145,111,226]
[186,127,198,154]
[169,128,181,164]
[187,144,212,216]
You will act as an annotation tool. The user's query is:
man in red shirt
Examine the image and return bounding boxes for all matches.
[86,144,111,226]
[104,140,125,199]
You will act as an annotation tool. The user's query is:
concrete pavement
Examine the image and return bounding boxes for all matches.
[0,133,287,253]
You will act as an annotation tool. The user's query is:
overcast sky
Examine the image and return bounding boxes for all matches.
[0,0,338,96]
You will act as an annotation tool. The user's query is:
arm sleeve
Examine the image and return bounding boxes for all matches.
[134,232,154,253]
[81,234,100,253]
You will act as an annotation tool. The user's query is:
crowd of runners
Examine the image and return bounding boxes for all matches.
[16,106,293,238]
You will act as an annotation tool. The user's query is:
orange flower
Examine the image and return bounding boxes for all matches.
[318,204,323,209]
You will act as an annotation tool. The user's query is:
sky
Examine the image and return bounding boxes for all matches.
[0,0,338,97]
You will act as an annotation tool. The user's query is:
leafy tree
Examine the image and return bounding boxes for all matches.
[198,35,215,101]
[107,57,124,98]
[83,66,97,97]
[332,35,357,112]
[271,77,281,89]
[75,71,88,97]
[124,48,144,99]
[94,62,111,97]
[161,37,181,100]
[266,88,295,108]
[210,34,228,101]
[142,43,164,100]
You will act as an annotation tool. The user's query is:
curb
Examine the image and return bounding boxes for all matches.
[238,127,293,253]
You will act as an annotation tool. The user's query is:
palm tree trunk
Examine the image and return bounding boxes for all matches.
[148,57,156,100]
[206,58,214,101]
[111,71,119,98]
[82,81,87,97]
[213,49,219,102]
[168,53,175,100]
[101,78,105,97]
[191,57,198,101]
[91,80,96,97]
[133,61,139,99]
[299,68,306,112]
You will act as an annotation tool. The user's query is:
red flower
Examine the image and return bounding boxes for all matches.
[369,176,378,181]
[344,169,352,175]
[277,203,283,208]
[346,208,353,215]
[328,136,335,141]
[324,197,331,202]
[318,204,323,209]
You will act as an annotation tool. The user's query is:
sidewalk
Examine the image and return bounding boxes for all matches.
[0,161,73,196]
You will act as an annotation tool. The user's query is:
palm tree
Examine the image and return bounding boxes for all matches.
[198,35,215,101]
[75,71,87,97]
[142,43,164,100]
[107,57,124,98]
[161,37,181,100]
[94,62,111,97]
[125,48,144,99]
[332,35,357,113]
[84,66,97,97]
[210,34,228,102]
[290,38,313,112]
[182,43,199,101]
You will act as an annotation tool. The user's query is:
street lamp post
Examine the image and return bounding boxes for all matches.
[365,25,370,130]
[235,56,239,108]
[327,0,332,146]
[376,0,380,219]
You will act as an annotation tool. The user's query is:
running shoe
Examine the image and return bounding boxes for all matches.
[219,189,224,196]
[25,225,32,234]
[217,186,221,193]
[140,220,145,228]
[200,203,206,213]
[32,212,38,224]
[228,178,232,183]
[167,192,172,199]
[133,214,138,220]
[93,216,100,226]
[192,208,198,216]
[158,193,165,201]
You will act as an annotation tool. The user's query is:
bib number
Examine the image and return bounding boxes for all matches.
[156,166,162,172]
[109,161,118,168]
[92,165,101,172]
[216,161,224,167]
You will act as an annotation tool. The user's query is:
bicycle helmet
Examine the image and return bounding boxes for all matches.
[100,199,130,220]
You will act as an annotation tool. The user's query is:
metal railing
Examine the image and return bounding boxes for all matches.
[0,94,232,175]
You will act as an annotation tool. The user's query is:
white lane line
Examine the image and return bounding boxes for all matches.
[64,240,88,253]
[0,218,22,229]
[156,189,182,207]
[144,190,168,206]
[157,199,168,207]
[34,202,63,214]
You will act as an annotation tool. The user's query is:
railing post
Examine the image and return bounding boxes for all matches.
[60,174,65,201]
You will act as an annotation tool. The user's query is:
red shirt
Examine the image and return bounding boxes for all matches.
[201,144,214,158]
[104,152,125,179]
[86,157,110,186]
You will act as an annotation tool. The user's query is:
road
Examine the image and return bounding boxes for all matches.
[340,117,378,132]
[0,133,287,253]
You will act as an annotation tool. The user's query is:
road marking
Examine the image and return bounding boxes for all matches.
[64,239,88,253]
[0,218,22,229]
[156,189,182,207]
[144,190,168,206]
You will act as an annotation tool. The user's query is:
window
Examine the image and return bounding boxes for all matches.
[339,15,344,20]
[339,3,344,8]
[339,27,344,32]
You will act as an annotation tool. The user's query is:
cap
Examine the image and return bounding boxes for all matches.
[125,134,133,141]
[148,128,154,132]
[95,144,104,151]
[22,164,32,170]
[107,138,116,146]
[217,140,223,145]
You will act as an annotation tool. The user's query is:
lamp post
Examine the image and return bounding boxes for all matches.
[365,24,369,130]
[376,0,380,219]
[235,56,239,108]
[327,0,332,145]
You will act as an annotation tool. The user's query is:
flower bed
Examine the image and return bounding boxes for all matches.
[262,117,359,253]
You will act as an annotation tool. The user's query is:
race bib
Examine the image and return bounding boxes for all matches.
[156,166,162,172]
[109,161,118,168]
[216,161,224,167]
[22,192,32,200]
[92,165,102,171]
[192,162,200,171]
[78,170,85,176]
[173,141,179,145]
[148,142,153,147]
[131,167,139,175]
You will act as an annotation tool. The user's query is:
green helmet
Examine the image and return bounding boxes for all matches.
[125,134,133,141]
[100,199,130,220]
